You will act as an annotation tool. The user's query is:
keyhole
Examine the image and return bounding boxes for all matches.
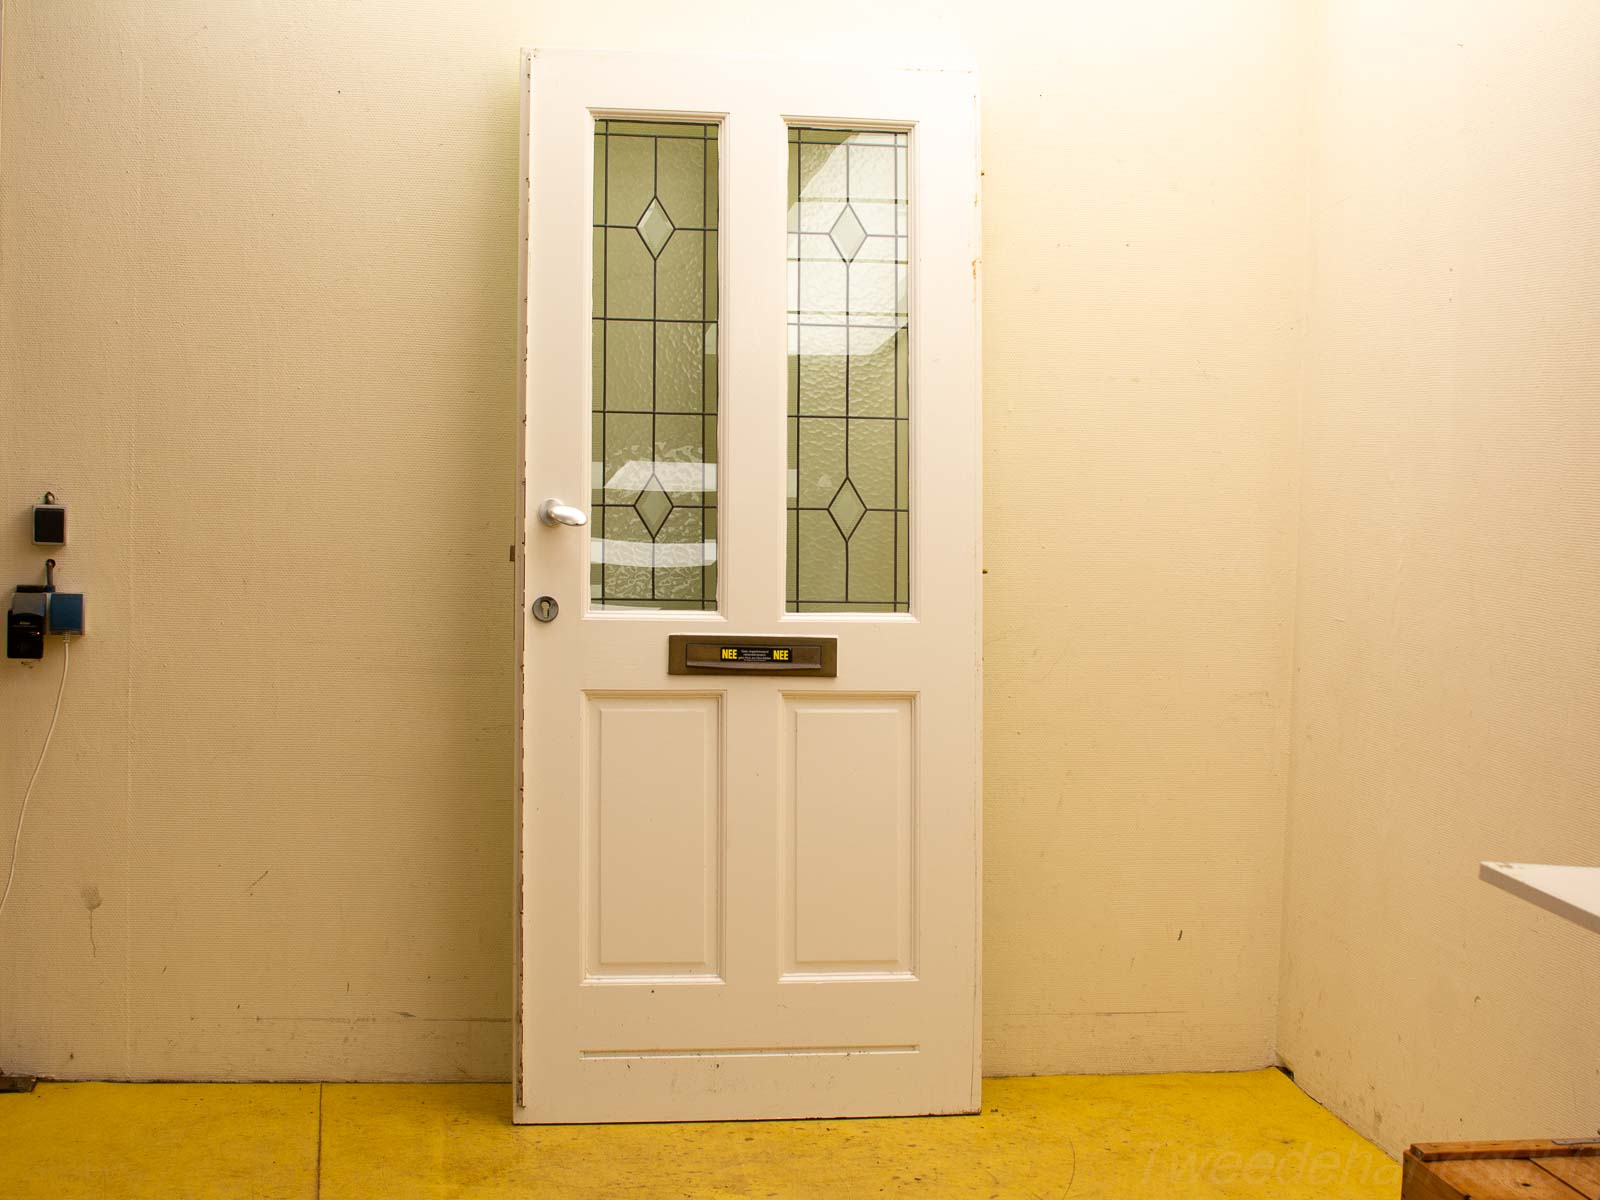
[531,595,559,623]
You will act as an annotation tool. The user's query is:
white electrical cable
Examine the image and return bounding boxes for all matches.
[0,636,70,921]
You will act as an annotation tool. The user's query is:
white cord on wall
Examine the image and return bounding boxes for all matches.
[0,636,70,922]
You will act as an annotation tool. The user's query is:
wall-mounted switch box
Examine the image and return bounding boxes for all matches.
[48,592,85,636]
[32,503,66,547]
[7,588,48,660]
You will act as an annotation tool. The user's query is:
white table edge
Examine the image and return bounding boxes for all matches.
[1479,861,1600,937]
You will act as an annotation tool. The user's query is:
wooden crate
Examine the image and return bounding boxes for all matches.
[1404,1140,1600,1199]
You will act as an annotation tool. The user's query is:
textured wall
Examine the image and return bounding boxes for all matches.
[0,0,1304,1080]
[1278,0,1600,1155]
[975,5,1306,1073]
[0,0,520,1080]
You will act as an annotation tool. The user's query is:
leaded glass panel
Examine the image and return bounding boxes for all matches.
[787,128,910,613]
[592,119,719,610]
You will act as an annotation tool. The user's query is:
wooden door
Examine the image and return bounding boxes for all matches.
[516,48,981,1123]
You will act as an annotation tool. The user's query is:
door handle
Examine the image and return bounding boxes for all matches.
[538,499,589,527]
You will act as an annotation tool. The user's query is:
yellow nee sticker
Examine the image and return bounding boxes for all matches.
[719,646,792,664]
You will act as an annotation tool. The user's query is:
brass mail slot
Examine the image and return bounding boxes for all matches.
[667,635,837,677]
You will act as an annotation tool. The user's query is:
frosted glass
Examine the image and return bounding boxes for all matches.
[603,320,652,411]
[653,322,702,414]
[592,120,719,611]
[847,326,897,419]
[787,127,910,612]
[797,325,847,416]
[655,136,706,226]
[655,230,705,321]
[791,417,845,507]
[845,418,895,509]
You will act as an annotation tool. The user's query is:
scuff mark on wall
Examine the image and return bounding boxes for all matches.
[79,886,103,958]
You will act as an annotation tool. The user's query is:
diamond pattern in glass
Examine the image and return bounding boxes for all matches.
[634,475,673,538]
[828,478,867,538]
[828,204,868,262]
[637,198,675,258]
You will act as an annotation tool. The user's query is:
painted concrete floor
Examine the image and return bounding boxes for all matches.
[0,1068,1399,1198]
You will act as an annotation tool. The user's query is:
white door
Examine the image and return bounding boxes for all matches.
[516,48,981,1124]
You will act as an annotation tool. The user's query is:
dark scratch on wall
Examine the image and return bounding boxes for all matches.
[80,885,103,957]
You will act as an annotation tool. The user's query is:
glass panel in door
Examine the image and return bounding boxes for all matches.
[786,127,910,613]
[592,119,719,611]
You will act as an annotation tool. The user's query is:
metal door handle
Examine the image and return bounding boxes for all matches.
[538,499,589,527]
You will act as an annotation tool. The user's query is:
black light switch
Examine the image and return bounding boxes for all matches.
[33,502,66,547]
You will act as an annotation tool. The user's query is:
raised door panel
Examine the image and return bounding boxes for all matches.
[781,696,916,978]
[585,695,722,979]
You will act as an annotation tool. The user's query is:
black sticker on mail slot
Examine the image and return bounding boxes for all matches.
[719,646,792,663]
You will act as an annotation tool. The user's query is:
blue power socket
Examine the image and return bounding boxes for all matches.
[48,592,85,636]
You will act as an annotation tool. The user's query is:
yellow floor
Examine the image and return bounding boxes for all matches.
[0,1069,1399,1198]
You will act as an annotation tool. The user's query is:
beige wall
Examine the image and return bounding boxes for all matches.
[977,6,1306,1073]
[1279,0,1600,1155]
[0,0,1305,1080]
